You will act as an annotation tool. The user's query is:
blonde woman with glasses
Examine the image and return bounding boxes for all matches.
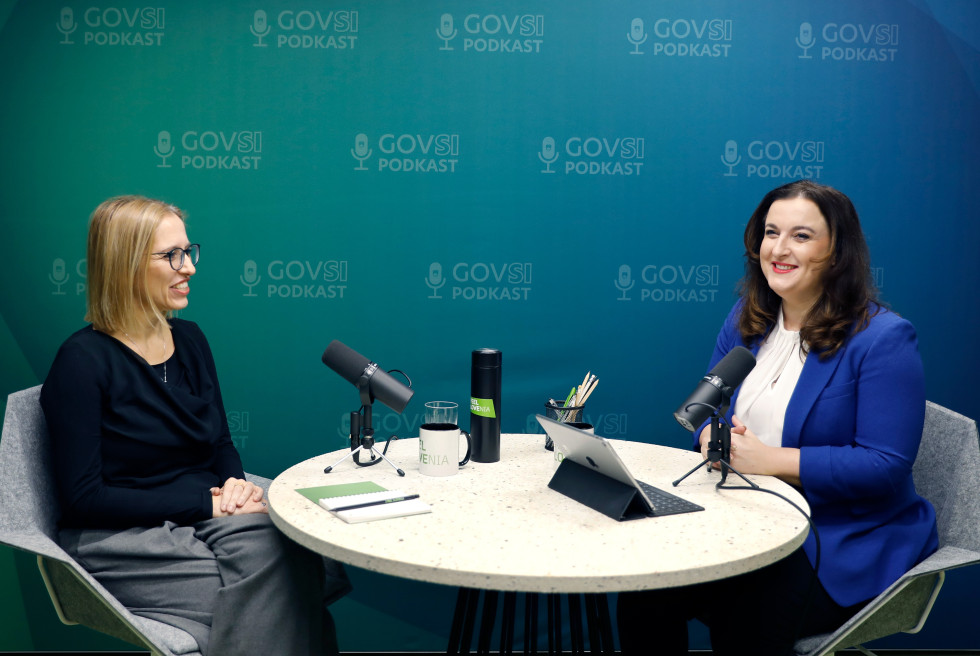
[41,196,349,656]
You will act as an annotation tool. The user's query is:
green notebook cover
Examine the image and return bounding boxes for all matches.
[295,481,387,504]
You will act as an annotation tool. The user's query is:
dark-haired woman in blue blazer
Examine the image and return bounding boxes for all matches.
[618,181,938,656]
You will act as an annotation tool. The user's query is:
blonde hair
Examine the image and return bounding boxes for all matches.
[85,195,186,334]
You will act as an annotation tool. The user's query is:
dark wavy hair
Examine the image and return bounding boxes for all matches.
[738,180,880,359]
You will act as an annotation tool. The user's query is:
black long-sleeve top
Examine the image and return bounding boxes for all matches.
[41,319,245,529]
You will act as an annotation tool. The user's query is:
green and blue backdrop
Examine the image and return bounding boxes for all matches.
[2,0,979,651]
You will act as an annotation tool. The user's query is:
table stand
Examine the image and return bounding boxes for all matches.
[448,588,615,654]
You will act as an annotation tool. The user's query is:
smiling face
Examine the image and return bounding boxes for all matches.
[759,197,832,320]
[146,212,195,313]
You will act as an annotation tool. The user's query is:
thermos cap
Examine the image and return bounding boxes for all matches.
[472,348,502,367]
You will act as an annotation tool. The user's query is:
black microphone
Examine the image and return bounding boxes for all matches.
[322,340,414,413]
[673,346,756,432]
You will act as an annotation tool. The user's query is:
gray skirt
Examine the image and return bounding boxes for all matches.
[60,513,351,656]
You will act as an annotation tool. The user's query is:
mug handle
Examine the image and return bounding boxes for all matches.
[459,430,472,466]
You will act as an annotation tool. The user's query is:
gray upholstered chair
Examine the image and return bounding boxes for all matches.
[0,385,271,656]
[794,401,980,656]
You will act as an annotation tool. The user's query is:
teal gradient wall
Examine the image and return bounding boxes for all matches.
[2,0,978,651]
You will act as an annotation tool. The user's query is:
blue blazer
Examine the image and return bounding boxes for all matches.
[700,302,938,607]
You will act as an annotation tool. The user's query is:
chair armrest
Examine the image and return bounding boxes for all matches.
[905,545,980,578]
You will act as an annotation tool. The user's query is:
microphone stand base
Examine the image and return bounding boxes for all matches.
[324,442,406,476]
[711,458,759,489]
[673,457,759,489]
[672,458,714,487]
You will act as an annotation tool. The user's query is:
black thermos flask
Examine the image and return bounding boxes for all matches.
[470,348,501,463]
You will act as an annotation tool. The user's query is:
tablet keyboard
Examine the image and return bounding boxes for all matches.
[638,480,704,516]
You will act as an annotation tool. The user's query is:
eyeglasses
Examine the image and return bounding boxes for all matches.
[152,244,200,271]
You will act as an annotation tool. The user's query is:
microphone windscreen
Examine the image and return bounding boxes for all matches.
[708,346,756,388]
[322,340,370,385]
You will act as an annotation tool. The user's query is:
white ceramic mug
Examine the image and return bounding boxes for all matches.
[419,423,472,476]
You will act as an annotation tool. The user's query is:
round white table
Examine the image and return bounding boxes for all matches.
[268,434,809,594]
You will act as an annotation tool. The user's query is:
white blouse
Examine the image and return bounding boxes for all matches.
[733,310,807,447]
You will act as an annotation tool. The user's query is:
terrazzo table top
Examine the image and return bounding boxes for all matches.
[268,434,809,594]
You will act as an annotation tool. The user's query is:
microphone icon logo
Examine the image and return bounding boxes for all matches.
[721,140,741,177]
[251,10,271,47]
[241,260,261,296]
[50,258,69,295]
[351,133,372,170]
[538,137,558,173]
[614,264,634,301]
[57,7,77,44]
[796,22,815,59]
[627,18,647,55]
[426,262,446,299]
[154,131,174,168]
[437,13,457,50]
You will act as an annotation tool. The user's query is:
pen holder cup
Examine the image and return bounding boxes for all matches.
[544,400,586,451]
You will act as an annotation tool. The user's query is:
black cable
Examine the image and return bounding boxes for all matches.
[370,369,408,457]
[687,402,823,642]
[715,477,822,645]
[704,410,821,579]
[387,368,412,389]
[379,433,398,455]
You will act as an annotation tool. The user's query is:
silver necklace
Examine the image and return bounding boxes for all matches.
[122,331,167,383]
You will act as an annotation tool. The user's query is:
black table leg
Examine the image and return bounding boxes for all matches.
[477,590,498,654]
[524,592,538,655]
[448,587,480,655]
[568,594,584,653]
[500,591,517,655]
[591,593,615,654]
[547,593,562,654]
[448,589,614,654]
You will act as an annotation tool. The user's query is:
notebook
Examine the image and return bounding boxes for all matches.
[296,482,432,524]
[536,415,703,519]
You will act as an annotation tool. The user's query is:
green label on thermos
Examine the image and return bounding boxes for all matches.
[470,397,496,418]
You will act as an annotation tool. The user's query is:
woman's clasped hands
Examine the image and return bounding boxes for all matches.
[698,416,801,486]
[699,416,766,474]
[211,477,268,517]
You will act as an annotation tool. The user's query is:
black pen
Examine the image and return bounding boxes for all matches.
[331,494,420,513]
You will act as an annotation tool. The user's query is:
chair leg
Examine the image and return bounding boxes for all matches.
[36,556,79,627]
